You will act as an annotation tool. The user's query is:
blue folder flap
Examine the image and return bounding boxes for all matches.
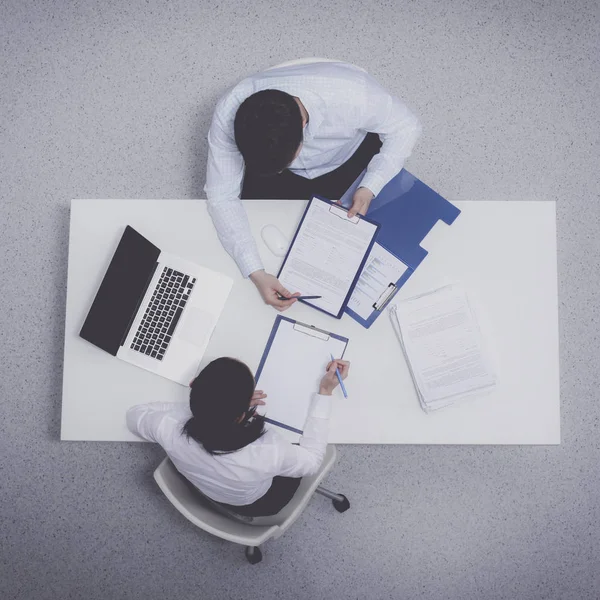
[341,169,461,327]
[340,168,461,271]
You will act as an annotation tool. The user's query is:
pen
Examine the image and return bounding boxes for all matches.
[276,294,322,301]
[330,353,348,398]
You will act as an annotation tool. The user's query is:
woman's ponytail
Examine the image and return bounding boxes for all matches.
[181,358,266,455]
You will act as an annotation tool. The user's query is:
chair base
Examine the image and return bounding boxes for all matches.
[315,485,347,503]
[332,494,350,513]
[316,486,350,512]
[243,485,350,563]
[245,546,263,564]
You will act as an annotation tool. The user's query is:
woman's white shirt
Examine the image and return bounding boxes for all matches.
[126,394,332,506]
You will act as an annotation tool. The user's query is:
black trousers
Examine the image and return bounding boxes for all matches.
[219,476,302,517]
[241,133,383,201]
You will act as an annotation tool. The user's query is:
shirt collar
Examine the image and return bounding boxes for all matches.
[297,91,324,142]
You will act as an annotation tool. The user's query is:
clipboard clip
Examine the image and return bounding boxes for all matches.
[293,321,331,341]
[372,283,398,312]
[328,204,360,225]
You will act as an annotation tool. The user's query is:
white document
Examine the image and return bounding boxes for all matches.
[255,317,348,442]
[347,243,409,320]
[389,284,496,412]
[278,197,379,317]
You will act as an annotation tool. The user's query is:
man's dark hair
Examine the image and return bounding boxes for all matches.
[182,357,266,454]
[234,89,303,176]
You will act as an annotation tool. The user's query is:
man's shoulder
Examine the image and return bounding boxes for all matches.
[255,61,367,92]
[213,78,252,126]
[214,61,367,115]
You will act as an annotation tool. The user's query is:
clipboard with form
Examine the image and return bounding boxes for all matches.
[277,195,380,319]
[254,315,349,443]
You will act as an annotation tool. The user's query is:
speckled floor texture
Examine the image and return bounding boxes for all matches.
[1,0,599,599]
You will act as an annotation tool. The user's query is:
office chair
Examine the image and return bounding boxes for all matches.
[153,445,349,564]
[266,57,366,72]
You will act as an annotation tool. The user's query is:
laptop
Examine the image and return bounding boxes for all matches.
[80,225,233,385]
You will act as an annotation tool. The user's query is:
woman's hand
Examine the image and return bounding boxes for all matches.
[319,359,350,396]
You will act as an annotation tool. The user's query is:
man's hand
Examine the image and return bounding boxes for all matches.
[348,187,375,218]
[249,270,300,312]
[319,359,350,396]
[250,390,267,408]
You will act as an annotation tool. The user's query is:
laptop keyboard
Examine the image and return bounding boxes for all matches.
[130,267,196,361]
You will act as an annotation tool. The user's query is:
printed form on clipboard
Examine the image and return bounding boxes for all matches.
[254,315,349,443]
[347,243,412,323]
[277,196,380,318]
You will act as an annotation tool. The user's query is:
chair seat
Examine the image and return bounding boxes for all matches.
[266,57,366,73]
[243,445,337,527]
[153,445,338,546]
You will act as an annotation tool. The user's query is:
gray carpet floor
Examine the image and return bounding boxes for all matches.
[1,0,599,598]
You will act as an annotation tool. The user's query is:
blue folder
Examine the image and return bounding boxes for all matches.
[340,169,461,328]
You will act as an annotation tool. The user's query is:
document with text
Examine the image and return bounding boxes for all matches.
[347,243,409,320]
[278,197,380,318]
[389,284,496,412]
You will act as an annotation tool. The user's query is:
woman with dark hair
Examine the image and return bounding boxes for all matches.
[126,356,350,516]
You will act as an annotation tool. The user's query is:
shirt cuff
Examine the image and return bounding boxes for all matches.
[239,253,265,279]
[308,393,333,419]
[359,172,387,198]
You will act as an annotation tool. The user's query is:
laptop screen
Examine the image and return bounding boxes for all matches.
[80,226,160,355]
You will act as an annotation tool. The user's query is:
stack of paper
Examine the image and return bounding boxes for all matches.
[389,284,496,412]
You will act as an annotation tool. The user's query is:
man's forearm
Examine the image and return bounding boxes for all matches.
[206,195,264,277]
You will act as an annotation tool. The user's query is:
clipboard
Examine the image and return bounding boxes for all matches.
[345,241,415,328]
[340,169,461,328]
[277,195,381,319]
[254,315,349,441]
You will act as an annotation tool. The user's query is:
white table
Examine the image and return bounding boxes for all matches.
[61,199,560,444]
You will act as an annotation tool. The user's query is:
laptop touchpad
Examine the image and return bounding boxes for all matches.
[177,307,215,346]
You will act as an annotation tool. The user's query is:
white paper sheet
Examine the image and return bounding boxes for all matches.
[255,318,347,440]
[390,284,496,411]
[347,243,409,320]
[278,198,379,316]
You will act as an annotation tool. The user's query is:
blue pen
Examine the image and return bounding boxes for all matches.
[330,353,348,398]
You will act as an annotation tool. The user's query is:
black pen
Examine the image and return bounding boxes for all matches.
[276,293,322,301]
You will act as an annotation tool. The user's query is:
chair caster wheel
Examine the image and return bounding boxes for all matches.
[332,495,350,513]
[245,546,262,564]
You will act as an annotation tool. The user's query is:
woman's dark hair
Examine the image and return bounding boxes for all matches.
[234,89,303,176]
[182,357,266,455]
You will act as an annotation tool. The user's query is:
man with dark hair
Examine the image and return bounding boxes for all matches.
[233,89,304,177]
[205,61,421,311]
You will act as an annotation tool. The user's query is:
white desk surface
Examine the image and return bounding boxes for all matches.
[61,199,560,444]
